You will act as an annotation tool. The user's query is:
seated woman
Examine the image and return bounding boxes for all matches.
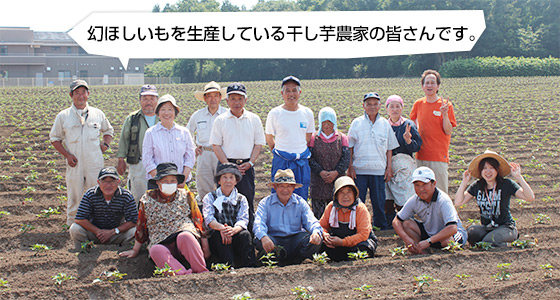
[319,176,378,262]
[455,150,535,247]
[119,162,209,275]
[202,163,256,268]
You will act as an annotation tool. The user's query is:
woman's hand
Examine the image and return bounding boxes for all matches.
[220,224,234,245]
[462,170,471,183]
[403,124,412,144]
[510,162,523,180]
[119,249,139,258]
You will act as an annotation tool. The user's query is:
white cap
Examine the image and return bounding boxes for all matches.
[411,167,436,183]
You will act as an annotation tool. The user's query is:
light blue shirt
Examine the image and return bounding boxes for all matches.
[253,192,323,240]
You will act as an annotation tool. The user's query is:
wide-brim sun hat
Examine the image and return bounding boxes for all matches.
[194,81,227,101]
[266,169,303,188]
[155,94,180,115]
[214,162,243,184]
[467,150,511,179]
[333,176,359,201]
[148,162,185,186]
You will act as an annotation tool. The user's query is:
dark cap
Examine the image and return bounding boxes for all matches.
[214,163,243,184]
[70,80,89,92]
[363,92,381,102]
[140,84,158,96]
[227,82,247,97]
[148,162,185,186]
[281,75,301,87]
[98,167,120,180]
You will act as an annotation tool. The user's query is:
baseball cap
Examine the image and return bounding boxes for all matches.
[70,80,89,92]
[140,85,158,96]
[98,167,120,180]
[281,75,301,87]
[363,92,381,102]
[411,167,436,183]
[227,82,247,97]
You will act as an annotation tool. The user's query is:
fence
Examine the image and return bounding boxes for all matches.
[0,76,182,87]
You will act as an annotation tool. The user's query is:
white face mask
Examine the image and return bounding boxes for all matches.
[160,183,178,195]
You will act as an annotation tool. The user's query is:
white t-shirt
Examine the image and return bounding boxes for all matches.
[265,105,314,153]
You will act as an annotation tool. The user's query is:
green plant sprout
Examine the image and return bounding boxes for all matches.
[20,224,35,233]
[260,252,278,269]
[0,278,8,290]
[492,263,512,281]
[52,273,76,285]
[390,246,408,258]
[442,241,464,253]
[353,284,373,298]
[153,263,181,277]
[541,196,555,202]
[80,240,95,253]
[0,211,10,219]
[533,213,551,224]
[347,250,369,261]
[22,186,36,193]
[473,241,494,250]
[61,224,70,232]
[511,239,537,249]
[312,252,329,265]
[30,244,52,255]
[291,286,315,299]
[36,207,61,218]
[211,262,233,273]
[516,198,528,207]
[467,218,481,225]
[539,264,554,278]
[232,292,259,300]
[24,197,33,203]
[93,270,127,283]
[413,274,439,294]
[455,274,471,287]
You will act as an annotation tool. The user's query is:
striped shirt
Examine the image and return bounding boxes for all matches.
[75,186,138,229]
[142,122,196,180]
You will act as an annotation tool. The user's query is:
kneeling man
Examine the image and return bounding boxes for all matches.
[393,167,467,254]
[253,169,322,265]
[69,167,138,249]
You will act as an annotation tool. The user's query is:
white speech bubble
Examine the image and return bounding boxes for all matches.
[68,11,486,69]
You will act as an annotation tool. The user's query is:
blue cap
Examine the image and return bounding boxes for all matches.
[227,82,247,97]
[281,75,301,87]
[363,92,381,102]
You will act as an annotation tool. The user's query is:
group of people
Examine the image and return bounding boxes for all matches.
[49,70,535,276]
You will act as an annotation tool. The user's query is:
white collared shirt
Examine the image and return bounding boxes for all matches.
[209,109,266,159]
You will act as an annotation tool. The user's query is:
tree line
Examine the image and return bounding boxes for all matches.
[145,0,559,82]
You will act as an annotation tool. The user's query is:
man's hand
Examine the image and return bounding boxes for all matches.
[65,153,78,167]
[347,166,356,179]
[261,236,275,253]
[416,239,431,252]
[384,166,393,182]
[309,232,322,245]
[195,145,203,157]
[117,158,127,175]
[100,143,109,153]
[440,97,450,115]
[405,240,422,254]
[96,229,115,244]
[238,162,252,175]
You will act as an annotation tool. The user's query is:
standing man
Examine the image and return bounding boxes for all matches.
[50,80,114,226]
[347,92,399,230]
[116,85,159,204]
[253,169,323,265]
[393,167,467,254]
[210,82,266,232]
[410,69,457,194]
[69,167,137,250]
[187,81,228,204]
[265,75,314,200]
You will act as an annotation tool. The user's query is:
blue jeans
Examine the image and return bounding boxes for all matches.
[355,174,388,230]
[254,232,322,265]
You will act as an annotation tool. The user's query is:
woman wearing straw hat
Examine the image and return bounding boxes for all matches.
[319,176,378,261]
[455,150,535,247]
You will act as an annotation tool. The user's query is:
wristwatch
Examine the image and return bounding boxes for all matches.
[114,228,120,235]
[103,142,110,148]
[248,161,254,167]
[426,237,432,245]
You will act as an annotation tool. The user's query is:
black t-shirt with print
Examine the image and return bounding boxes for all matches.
[467,178,520,226]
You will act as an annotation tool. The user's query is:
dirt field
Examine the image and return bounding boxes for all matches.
[0,76,559,299]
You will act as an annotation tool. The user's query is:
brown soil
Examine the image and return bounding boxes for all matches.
[1,77,559,299]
